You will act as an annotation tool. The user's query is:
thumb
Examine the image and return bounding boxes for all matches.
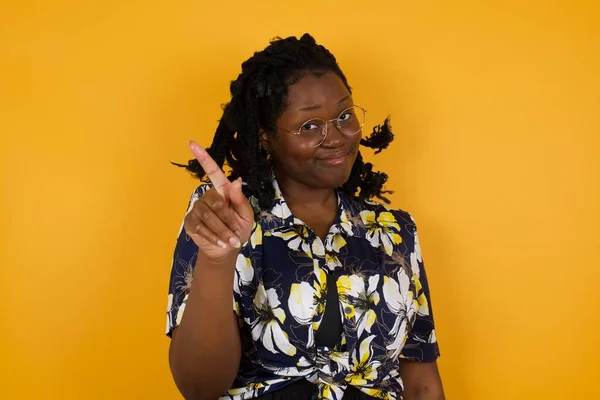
[229,178,254,222]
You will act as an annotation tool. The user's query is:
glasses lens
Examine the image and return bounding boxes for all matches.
[298,119,327,146]
[337,106,365,136]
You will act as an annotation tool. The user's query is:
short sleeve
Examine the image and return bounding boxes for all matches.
[164,184,208,338]
[400,214,441,362]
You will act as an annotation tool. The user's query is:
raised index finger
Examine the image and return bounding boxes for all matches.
[189,141,229,195]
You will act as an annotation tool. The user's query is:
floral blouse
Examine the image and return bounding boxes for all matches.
[166,177,440,400]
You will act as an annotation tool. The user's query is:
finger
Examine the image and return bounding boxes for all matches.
[186,220,226,248]
[193,202,241,248]
[189,141,229,196]
[203,192,244,238]
[229,178,255,223]
[184,217,223,247]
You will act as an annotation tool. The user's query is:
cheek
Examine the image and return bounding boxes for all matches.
[272,138,317,164]
[350,132,362,152]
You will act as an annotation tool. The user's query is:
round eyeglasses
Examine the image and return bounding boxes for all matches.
[277,105,367,147]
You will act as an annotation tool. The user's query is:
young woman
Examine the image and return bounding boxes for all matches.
[166,34,444,400]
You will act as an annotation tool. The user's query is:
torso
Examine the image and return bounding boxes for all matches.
[165,179,440,400]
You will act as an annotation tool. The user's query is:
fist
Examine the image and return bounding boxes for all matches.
[183,141,254,262]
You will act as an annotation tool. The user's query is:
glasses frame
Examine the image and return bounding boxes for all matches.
[275,105,367,148]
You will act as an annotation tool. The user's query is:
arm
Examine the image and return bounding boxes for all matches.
[398,211,444,399]
[167,142,255,400]
[400,360,445,400]
[169,253,241,400]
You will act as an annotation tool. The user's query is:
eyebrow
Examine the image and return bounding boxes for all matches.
[297,95,351,112]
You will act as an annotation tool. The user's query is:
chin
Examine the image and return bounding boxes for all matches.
[323,166,354,188]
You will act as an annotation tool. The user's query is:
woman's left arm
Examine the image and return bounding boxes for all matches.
[396,211,444,399]
[400,360,445,400]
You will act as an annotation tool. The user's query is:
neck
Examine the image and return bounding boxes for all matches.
[274,171,337,209]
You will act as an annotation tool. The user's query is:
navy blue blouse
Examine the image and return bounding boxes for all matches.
[166,177,440,399]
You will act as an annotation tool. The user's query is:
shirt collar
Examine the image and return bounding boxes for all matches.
[256,174,357,237]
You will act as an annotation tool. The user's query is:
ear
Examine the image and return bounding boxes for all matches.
[259,129,271,153]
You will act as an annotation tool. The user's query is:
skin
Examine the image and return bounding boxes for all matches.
[168,71,444,400]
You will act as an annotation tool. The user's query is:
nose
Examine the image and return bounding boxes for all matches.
[319,120,345,148]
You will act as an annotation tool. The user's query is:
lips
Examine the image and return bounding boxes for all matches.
[317,149,351,166]
[319,150,350,160]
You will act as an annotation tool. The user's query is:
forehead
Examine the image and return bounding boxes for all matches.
[285,71,350,109]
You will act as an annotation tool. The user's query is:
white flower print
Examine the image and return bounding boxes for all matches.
[312,238,325,257]
[288,281,314,325]
[176,293,189,326]
[410,228,423,277]
[270,181,292,220]
[166,294,174,334]
[234,254,254,295]
[429,330,437,344]
[382,271,417,359]
[262,356,314,377]
[270,225,312,257]
[288,281,315,348]
[246,284,297,356]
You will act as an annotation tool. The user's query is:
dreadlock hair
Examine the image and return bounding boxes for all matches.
[172,33,395,209]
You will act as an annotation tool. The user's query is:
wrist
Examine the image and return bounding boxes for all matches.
[194,252,239,275]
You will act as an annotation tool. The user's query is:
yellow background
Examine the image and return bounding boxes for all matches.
[1,1,599,399]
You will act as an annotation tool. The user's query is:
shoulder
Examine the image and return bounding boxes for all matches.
[346,197,421,254]
[351,197,418,230]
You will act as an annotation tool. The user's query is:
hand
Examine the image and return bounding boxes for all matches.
[183,141,254,262]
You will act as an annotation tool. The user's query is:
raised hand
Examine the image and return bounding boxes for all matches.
[183,141,254,262]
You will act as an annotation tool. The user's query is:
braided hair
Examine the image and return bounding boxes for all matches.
[173,33,394,209]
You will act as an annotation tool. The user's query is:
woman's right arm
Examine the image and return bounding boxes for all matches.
[169,252,241,400]
[167,141,255,400]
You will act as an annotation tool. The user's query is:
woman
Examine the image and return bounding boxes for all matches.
[166,34,444,400]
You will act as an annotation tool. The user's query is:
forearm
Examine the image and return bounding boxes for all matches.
[169,254,241,400]
[401,360,445,400]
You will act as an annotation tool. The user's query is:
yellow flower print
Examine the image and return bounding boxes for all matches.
[413,275,430,316]
[346,335,382,386]
[338,275,381,337]
[325,252,342,270]
[325,233,347,254]
[318,380,345,400]
[359,210,402,256]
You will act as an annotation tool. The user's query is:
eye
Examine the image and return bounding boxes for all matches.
[338,110,354,122]
[300,121,322,132]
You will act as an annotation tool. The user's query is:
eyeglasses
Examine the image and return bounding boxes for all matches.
[275,105,367,148]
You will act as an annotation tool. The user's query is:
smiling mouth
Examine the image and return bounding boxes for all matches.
[317,150,352,166]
